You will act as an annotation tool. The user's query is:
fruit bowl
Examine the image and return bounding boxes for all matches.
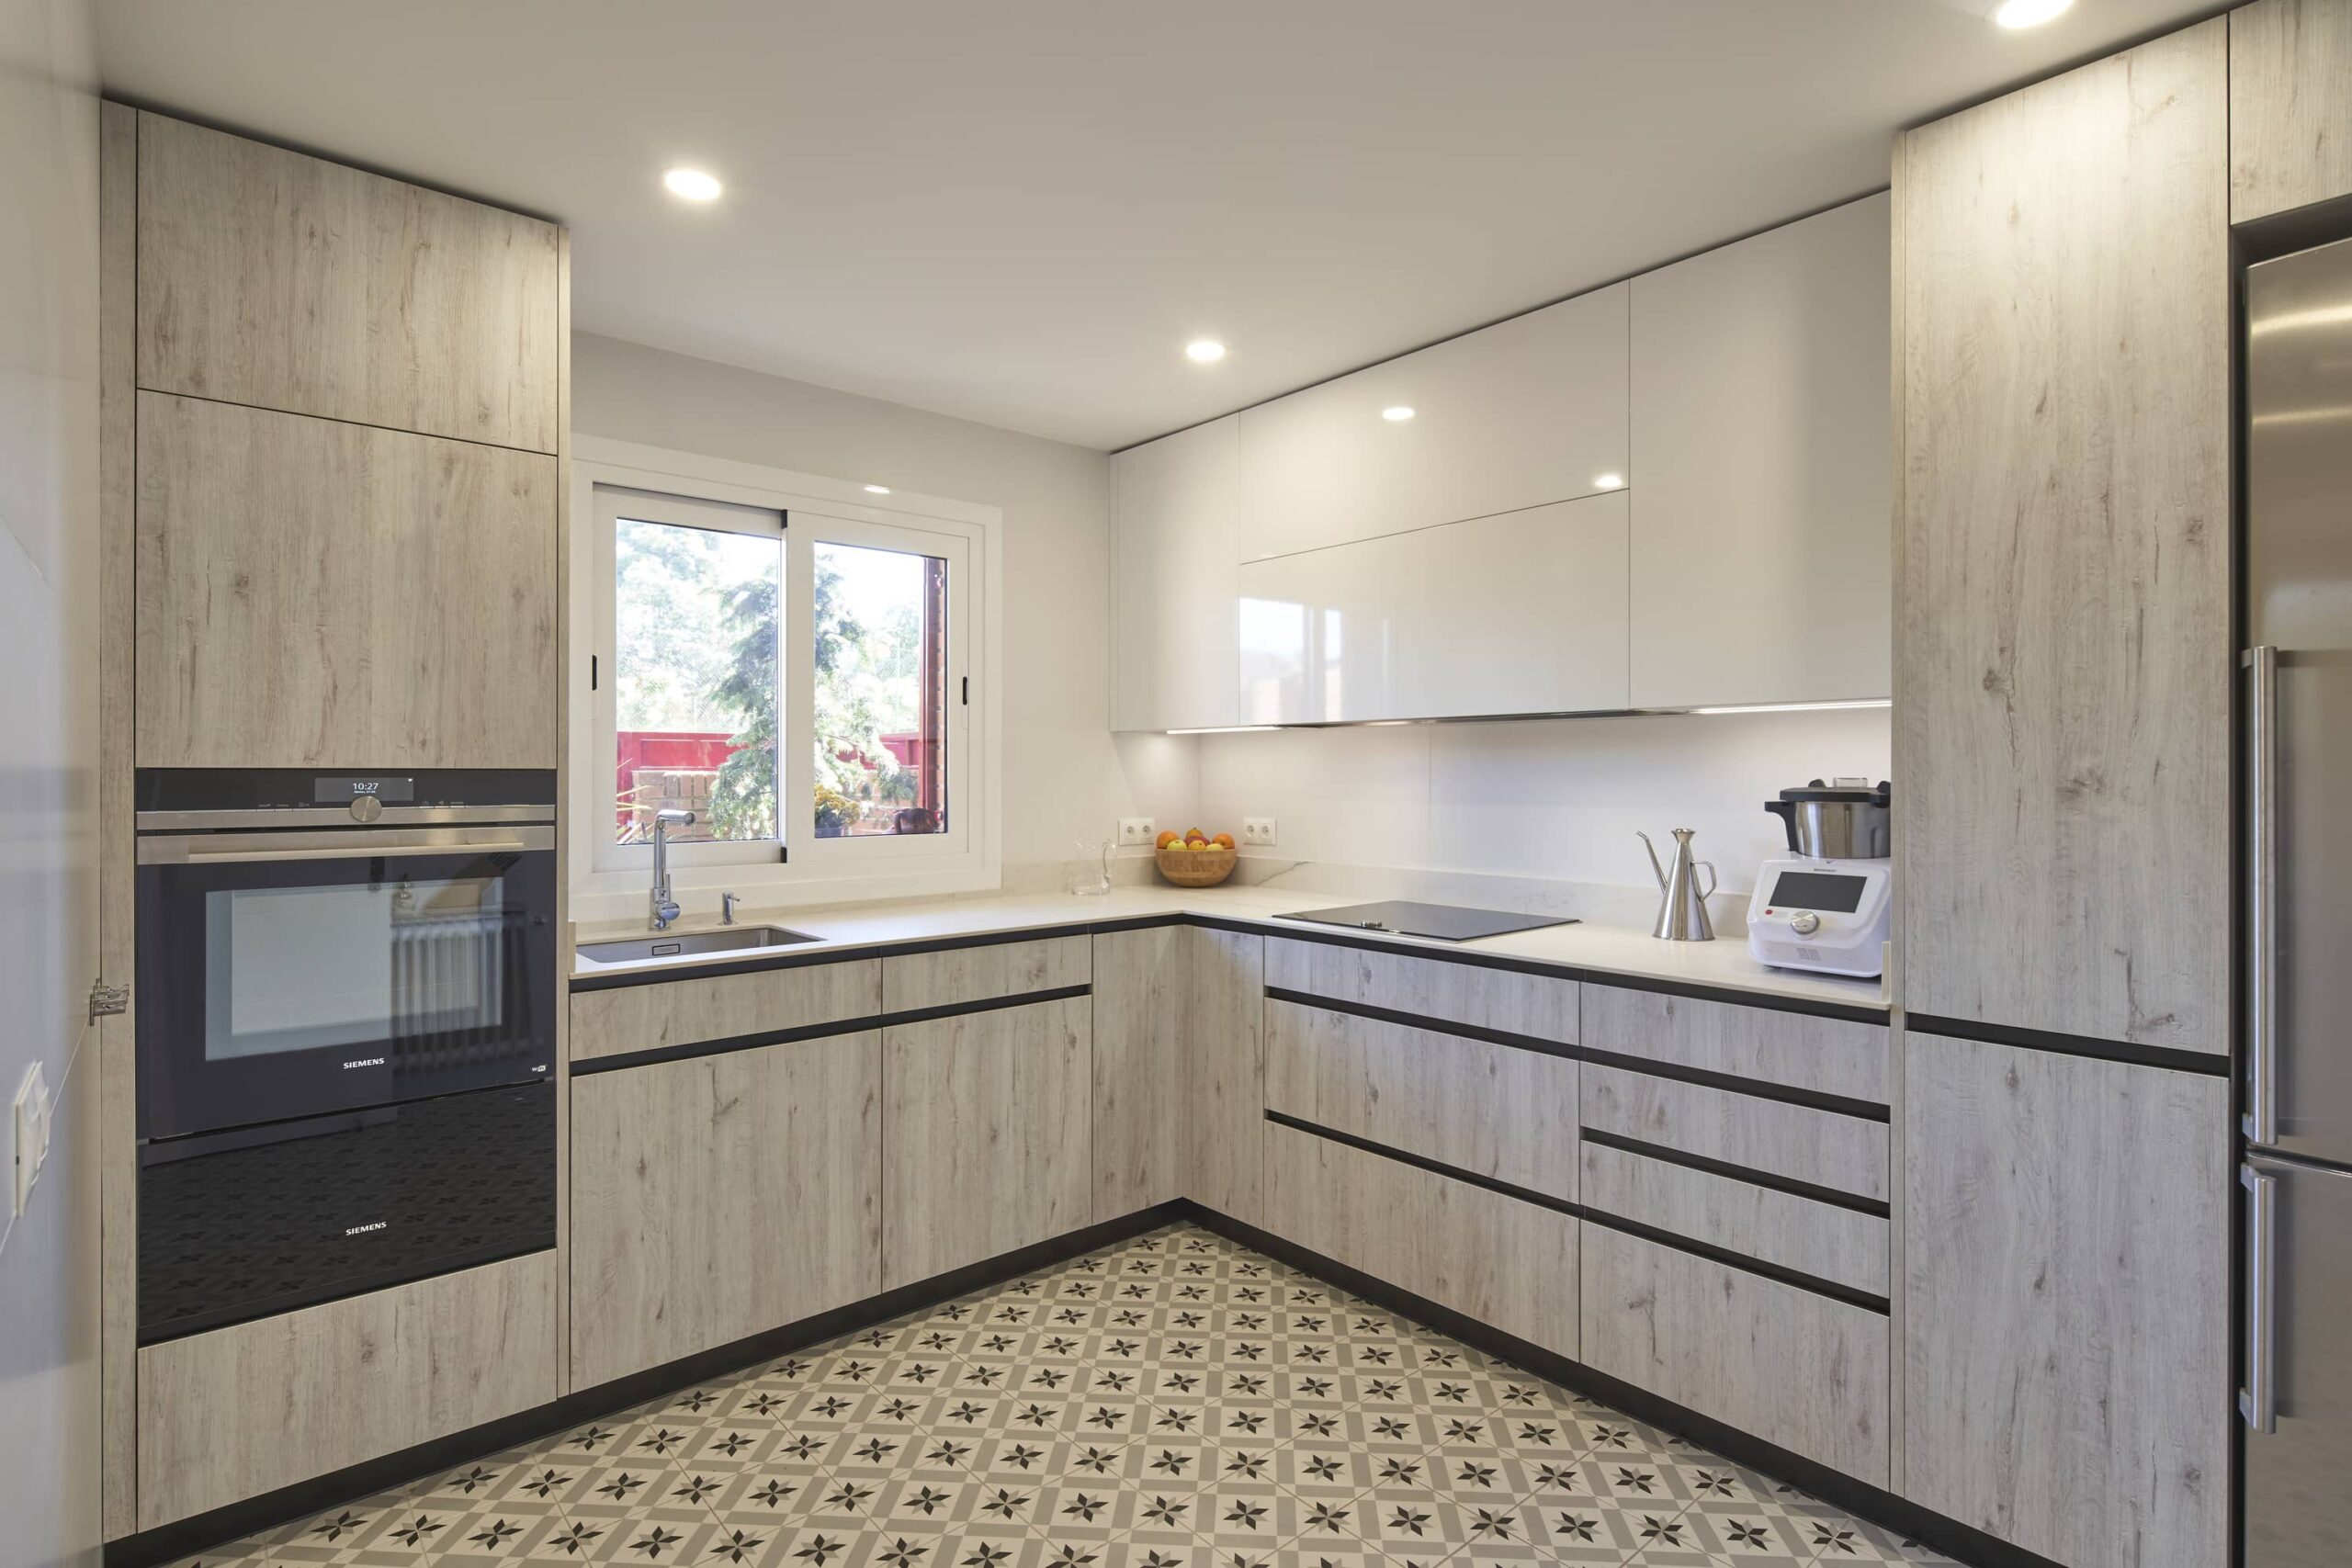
[1155,844,1238,887]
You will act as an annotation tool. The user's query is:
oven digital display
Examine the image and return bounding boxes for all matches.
[312,775,415,806]
[1769,870,1869,914]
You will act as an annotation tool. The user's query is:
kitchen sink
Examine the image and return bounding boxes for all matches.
[576,925,822,965]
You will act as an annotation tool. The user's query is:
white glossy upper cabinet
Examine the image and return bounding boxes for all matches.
[1628,195,1892,710]
[1110,415,1244,731]
[1238,491,1629,724]
[1238,284,1630,562]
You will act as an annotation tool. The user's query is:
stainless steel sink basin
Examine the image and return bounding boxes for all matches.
[576,926,822,965]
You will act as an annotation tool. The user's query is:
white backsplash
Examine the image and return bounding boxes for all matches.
[1192,705,1893,903]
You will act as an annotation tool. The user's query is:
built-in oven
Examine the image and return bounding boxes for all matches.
[133,769,560,1343]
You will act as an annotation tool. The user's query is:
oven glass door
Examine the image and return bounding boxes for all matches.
[137,835,555,1141]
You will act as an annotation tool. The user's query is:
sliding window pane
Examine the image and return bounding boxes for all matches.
[813,541,949,838]
[613,517,782,845]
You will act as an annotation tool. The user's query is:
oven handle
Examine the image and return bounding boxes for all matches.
[138,826,553,864]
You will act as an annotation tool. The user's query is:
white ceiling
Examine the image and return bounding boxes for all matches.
[94,0,2220,450]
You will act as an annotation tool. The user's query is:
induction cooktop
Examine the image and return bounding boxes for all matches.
[1275,900,1577,942]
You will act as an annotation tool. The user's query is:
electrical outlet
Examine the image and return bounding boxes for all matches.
[1241,817,1277,847]
[12,1059,51,1218]
[1116,818,1157,847]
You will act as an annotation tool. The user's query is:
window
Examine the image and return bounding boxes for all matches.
[582,460,990,904]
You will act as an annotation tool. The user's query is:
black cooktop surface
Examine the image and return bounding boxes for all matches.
[1276,900,1578,942]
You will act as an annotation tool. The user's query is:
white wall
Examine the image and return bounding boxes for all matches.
[570,333,1196,876]
[0,1,102,1564]
[1197,705,1893,897]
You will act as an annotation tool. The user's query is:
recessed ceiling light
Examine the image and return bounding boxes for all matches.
[662,167,723,201]
[1594,472,1625,490]
[1185,340,1227,364]
[1993,0,2072,28]
[1381,406,1416,422]
[864,484,891,495]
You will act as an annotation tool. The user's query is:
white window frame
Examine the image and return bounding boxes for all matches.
[570,436,1001,921]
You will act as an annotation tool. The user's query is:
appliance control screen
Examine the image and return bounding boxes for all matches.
[312,775,415,805]
[1769,870,1869,914]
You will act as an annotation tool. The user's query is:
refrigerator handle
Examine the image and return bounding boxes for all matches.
[2240,1163,2278,1435]
[2246,646,2280,1146]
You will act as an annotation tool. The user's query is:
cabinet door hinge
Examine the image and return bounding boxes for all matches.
[88,981,130,1022]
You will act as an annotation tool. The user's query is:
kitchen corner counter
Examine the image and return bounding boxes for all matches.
[570,884,1889,1014]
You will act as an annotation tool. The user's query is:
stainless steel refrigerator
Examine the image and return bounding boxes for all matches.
[2242,231,2352,1568]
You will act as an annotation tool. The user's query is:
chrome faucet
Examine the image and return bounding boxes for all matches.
[649,809,695,931]
[721,892,741,927]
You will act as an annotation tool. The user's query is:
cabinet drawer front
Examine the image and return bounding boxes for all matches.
[570,958,881,1064]
[137,113,561,452]
[1263,998,1577,1202]
[1582,1064,1887,1202]
[1580,1140,1886,1297]
[1582,983,1888,1103]
[1265,937,1577,1044]
[883,997,1093,1288]
[1581,1224,1887,1486]
[1263,1120,1577,1359]
[137,1252,558,1529]
[883,935,1091,1012]
[571,1033,881,1387]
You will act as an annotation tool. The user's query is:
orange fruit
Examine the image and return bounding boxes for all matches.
[1155,829,1180,850]
[1211,833,1235,850]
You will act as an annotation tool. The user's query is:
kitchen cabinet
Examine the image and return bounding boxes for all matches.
[1581,1223,1888,1485]
[1262,1117,1579,1359]
[1095,925,1268,1223]
[134,392,559,769]
[1265,936,1578,1042]
[1238,283,1627,563]
[1237,490,1629,724]
[568,957,880,1064]
[570,1033,881,1388]
[1581,1064,1888,1203]
[1628,194,1892,709]
[1580,983,1887,1102]
[136,111,561,452]
[1091,927,1192,1215]
[1262,998,1578,1203]
[2229,0,2352,224]
[1111,415,1244,731]
[881,934,1090,1011]
[1894,21,2230,1051]
[882,996,1093,1287]
[136,1252,558,1529]
[1902,1032,2229,1568]
[1182,928,1265,1225]
[1580,1139,1886,1297]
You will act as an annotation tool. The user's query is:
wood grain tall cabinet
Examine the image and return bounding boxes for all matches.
[1891,22,2232,1568]
[97,108,569,1539]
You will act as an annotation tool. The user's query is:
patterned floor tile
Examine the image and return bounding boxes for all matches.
[160,1224,1966,1568]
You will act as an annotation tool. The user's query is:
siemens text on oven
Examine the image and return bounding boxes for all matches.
[342,1056,386,1069]
[344,1221,388,1235]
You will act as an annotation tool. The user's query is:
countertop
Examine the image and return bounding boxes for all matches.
[571,883,1889,1012]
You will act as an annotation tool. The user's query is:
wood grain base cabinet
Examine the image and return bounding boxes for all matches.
[1581,1064,1888,1203]
[1091,928,1192,1217]
[1581,1224,1887,1487]
[1264,937,1577,1043]
[1262,998,1577,1203]
[1182,929,1265,1226]
[2230,0,2352,223]
[1262,1120,1578,1359]
[569,959,881,1065]
[1894,19,2229,1052]
[570,1034,882,1389]
[882,997,1093,1288]
[136,1252,559,1530]
[1902,1035,2228,1568]
[134,392,558,769]
[1579,1141,1886,1298]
